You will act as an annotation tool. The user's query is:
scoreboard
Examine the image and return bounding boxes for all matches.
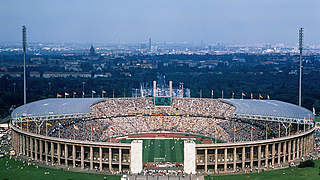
[154,97,172,106]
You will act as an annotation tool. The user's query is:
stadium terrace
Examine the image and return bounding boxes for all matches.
[10,97,315,175]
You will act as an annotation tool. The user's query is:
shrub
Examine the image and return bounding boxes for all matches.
[298,160,315,168]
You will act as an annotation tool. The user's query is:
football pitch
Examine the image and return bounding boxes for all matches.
[119,139,184,163]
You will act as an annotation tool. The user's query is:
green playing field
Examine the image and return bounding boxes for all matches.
[119,139,184,163]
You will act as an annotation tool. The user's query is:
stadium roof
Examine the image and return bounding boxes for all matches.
[222,99,314,120]
[11,98,104,118]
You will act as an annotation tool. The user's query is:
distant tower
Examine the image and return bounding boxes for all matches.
[298,28,303,106]
[22,25,27,104]
[89,45,96,56]
[148,38,152,51]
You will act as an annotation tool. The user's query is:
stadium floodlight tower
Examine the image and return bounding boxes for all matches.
[299,28,303,107]
[22,25,27,104]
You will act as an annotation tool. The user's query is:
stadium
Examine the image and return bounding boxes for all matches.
[10,95,315,175]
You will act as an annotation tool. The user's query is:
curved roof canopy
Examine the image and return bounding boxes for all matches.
[11,98,104,118]
[222,99,314,120]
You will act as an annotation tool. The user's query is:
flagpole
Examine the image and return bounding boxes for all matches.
[214,126,216,144]
[278,123,281,138]
[251,125,253,141]
[46,120,48,136]
[265,123,267,140]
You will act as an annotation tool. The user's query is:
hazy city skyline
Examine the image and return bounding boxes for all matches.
[1,0,320,45]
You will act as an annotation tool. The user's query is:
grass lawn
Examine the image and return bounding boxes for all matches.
[205,159,320,180]
[0,156,120,180]
[315,116,320,122]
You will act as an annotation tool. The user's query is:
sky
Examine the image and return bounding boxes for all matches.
[1,0,320,45]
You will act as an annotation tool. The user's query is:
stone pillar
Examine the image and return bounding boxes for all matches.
[90,146,93,170]
[40,140,43,161]
[119,148,122,172]
[258,145,261,169]
[22,135,26,156]
[277,142,281,165]
[224,148,227,172]
[65,144,68,167]
[20,134,23,155]
[51,142,54,164]
[204,149,208,173]
[265,144,269,168]
[99,147,103,172]
[233,147,237,172]
[30,138,33,159]
[250,146,254,169]
[214,149,218,173]
[292,139,296,160]
[283,141,286,164]
[271,143,275,166]
[45,141,48,163]
[26,137,29,157]
[297,138,300,159]
[72,145,76,168]
[242,147,245,169]
[288,141,291,162]
[81,146,84,169]
[57,143,61,165]
[109,148,112,172]
[35,139,38,160]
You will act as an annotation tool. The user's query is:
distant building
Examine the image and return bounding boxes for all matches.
[89,45,96,57]
[43,72,92,78]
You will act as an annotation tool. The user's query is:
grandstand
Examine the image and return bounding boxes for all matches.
[9,97,316,175]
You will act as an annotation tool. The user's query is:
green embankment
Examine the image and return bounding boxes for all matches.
[0,156,120,180]
[205,159,320,180]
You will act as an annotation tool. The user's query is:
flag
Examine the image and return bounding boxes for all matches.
[250,93,253,99]
[267,94,270,100]
[110,127,116,133]
[73,91,77,95]
[92,90,96,94]
[289,122,292,127]
[215,128,220,135]
[20,116,26,119]
[26,118,31,121]
[234,126,238,132]
[35,120,40,123]
[57,93,62,98]
[242,92,246,96]
[46,122,52,127]
[91,126,97,132]
[252,127,255,131]
[266,125,270,132]
[259,94,263,99]
[65,92,69,96]
[102,90,107,94]
[211,90,214,97]
[82,91,85,96]
[309,115,313,121]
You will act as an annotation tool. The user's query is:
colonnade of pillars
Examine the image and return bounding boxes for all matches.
[11,132,131,172]
[196,133,314,174]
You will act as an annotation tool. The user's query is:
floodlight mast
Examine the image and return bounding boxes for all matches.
[299,28,303,107]
[23,25,27,104]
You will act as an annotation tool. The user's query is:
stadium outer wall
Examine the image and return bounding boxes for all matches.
[10,123,315,175]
